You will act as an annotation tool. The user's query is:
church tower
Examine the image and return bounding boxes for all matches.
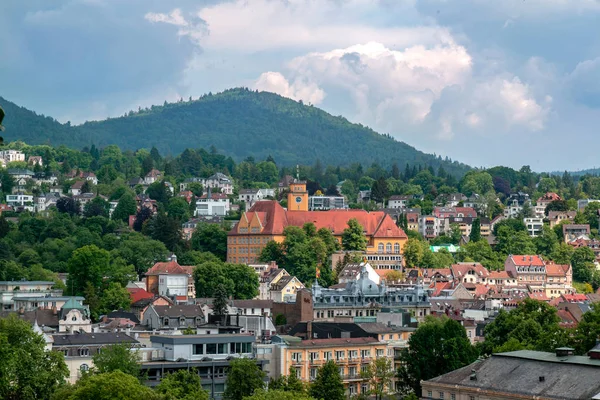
[288,180,308,211]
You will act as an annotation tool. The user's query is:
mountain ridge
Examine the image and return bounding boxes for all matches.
[0,88,469,175]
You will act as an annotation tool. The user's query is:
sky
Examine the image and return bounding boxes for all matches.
[1,0,600,171]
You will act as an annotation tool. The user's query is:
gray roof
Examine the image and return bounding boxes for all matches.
[153,305,204,318]
[52,332,138,346]
[0,309,59,328]
[425,350,600,399]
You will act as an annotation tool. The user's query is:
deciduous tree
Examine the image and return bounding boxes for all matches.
[308,360,345,400]
[342,218,367,251]
[223,358,266,400]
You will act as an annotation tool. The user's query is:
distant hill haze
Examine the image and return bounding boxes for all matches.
[0,88,469,175]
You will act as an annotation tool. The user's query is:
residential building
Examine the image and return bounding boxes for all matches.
[53,332,139,383]
[405,209,420,231]
[227,196,407,265]
[578,198,600,211]
[311,264,430,321]
[274,335,388,396]
[239,188,275,208]
[0,280,59,311]
[141,304,205,330]
[388,195,413,209]
[356,190,371,203]
[548,211,577,228]
[145,254,195,298]
[35,192,60,212]
[195,191,230,217]
[28,155,43,166]
[69,181,85,196]
[182,173,233,195]
[269,276,305,303]
[418,215,449,239]
[82,171,98,185]
[563,224,591,243]
[449,216,491,238]
[537,192,562,209]
[422,348,600,400]
[433,206,477,219]
[504,255,547,288]
[0,150,25,163]
[524,217,544,237]
[7,168,34,180]
[141,334,268,399]
[436,193,467,207]
[13,296,86,314]
[338,262,382,285]
[144,169,162,185]
[58,297,92,333]
[308,195,346,210]
[6,192,34,211]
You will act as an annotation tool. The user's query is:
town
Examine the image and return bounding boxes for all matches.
[1,140,600,400]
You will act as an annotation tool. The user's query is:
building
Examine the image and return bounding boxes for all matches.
[182,173,233,195]
[141,334,268,399]
[418,215,449,239]
[239,189,275,208]
[388,195,414,209]
[537,192,562,209]
[70,181,85,196]
[195,191,230,217]
[448,216,491,238]
[311,264,430,321]
[141,304,205,330]
[563,224,591,243]
[578,198,600,211]
[144,169,162,185]
[433,207,477,219]
[145,254,195,298]
[422,348,600,400]
[308,195,346,211]
[548,211,577,228]
[0,150,25,163]
[227,195,407,265]
[273,335,388,396]
[28,155,43,166]
[337,262,382,285]
[0,280,61,311]
[35,192,60,212]
[53,332,139,383]
[58,297,92,333]
[524,217,544,237]
[504,255,547,288]
[5,192,34,211]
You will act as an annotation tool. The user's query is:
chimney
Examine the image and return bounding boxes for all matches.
[307,321,313,339]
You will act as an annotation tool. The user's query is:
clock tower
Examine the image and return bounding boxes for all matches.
[288,180,309,211]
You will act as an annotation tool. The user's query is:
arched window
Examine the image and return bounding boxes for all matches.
[386,243,392,253]
[378,243,384,254]
[394,243,400,254]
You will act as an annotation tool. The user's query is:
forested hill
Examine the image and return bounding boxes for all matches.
[0,88,469,175]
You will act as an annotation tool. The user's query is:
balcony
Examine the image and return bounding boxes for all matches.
[342,374,365,382]
[360,357,371,363]
[347,357,360,364]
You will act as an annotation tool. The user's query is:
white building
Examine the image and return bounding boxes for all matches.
[239,188,275,208]
[309,196,346,210]
[6,192,34,211]
[181,173,234,195]
[0,280,58,311]
[0,150,25,163]
[35,192,60,212]
[524,217,544,237]
[504,199,524,219]
[388,195,412,209]
[195,193,230,216]
[418,215,449,239]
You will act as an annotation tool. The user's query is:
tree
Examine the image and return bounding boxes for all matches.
[92,343,140,377]
[81,180,93,194]
[56,197,81,216]
[551,242,574,265]
[167,197,191,222]
[572,302,600,355]
[361,357,395,400]
[245,390,313,400]
[495,226,536,256]
[0,216,11,238]
[371,176,389,204]
[469,218,481,243]
[213,283,229,316]
[308,360,345,400]
[112,192,137,222]
[571,246,596,282]
[0,314,69,400]
[402,238,424,268]
[534,225,559,258]
[259,240,285,266]
[146,180,172,205]
[146,213,182,251]
[341,218,367,251]
[133,207,153,232]
[397,316,478,397]
[66,245,111,296]
[545,200,569,216]
[99,282,131,315]
[223,358,266,400]
[155,369,209,400]
[84,197,110,218]
[191,223,228,260]
[51,370,158,400]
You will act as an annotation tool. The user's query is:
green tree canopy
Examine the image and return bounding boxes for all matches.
[223,358,266,400]
[308,360,345,400]
[191,223,228,261]
[155,369,209,400]
[341,218,367,251]
[51,371,159,400]
[92,343,140,378]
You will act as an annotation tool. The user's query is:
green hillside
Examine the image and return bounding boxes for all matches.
[0,88,469,175]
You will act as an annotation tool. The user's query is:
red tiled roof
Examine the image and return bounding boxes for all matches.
[292,337,380,347]
[509,255,545,267]
[146,261,188,276]
[451,263,490,278]
[538,192,562,203]
[489,271,510,279]
[562,294,587,302]
[556,309,577,327]
[199,193,229,200]
[127,288,154,303]
[430,281,452,297]
[229,201,407,238]
[71,181,85,189]
[545,263,570,276]
[527,292,549,301]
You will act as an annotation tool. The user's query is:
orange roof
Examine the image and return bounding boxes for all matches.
[451,263,490,278]
[527,292,549,301]
[146,261,188,276]
[127,288,154,303]
[489,271,510,279]
[562,294,587,302]
[509,255,545,267]
[374,269,397,277]
[230,201,407,238]
[429,281,452,297]
[473,284,491,297]
[545,263,570,276]
[538,192,562,203]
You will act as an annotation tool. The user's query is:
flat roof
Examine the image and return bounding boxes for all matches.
[151,334,255,345]
[0,281,55,285]
[495,350,600,367]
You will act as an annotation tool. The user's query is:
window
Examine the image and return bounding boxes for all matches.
[376,349,384,357]
[469,397,475,400]
[451,394,456,400]
[218,343,228,354]
[427,391,432,399]
[335,350,345,360]
[78,348,90,357]
[349,367,357,377]
[361,350,370,359]
[361,365,368,374]
[378,243,384,254]
[309,352,319,362]
[179,317,186,326]
[193,344,204,355]
[324,351,332,361]
[361,384,368,394]
[338,366,344,376]
[349,350,358,359]
[439,392,444,399]
[292,352,302,362]
[310,368,318,380]
[80,363,89,372]
[206,343,217,354]
[386,243,392,253]
[394,243,400,254]
[163,318,169,326]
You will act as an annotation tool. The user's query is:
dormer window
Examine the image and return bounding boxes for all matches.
[179,317,186,326]
[163,318,169,326]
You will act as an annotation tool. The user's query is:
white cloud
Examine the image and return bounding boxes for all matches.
[254,72,325,105]
[145,8,187,27]
[145,7,207,45]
